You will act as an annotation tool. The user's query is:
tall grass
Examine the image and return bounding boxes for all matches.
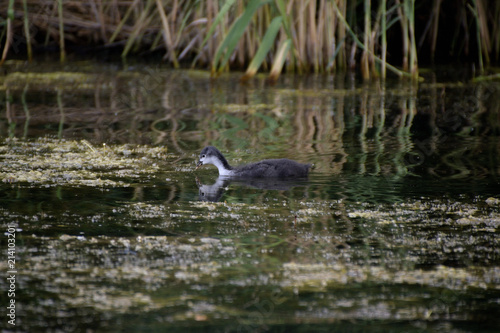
[1,0,499,80]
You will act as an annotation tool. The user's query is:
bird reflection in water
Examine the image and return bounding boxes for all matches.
[196,176,309,202]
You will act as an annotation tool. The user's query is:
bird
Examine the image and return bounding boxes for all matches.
[196,146,311,178]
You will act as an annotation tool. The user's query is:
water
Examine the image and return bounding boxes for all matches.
[0,61,499,332]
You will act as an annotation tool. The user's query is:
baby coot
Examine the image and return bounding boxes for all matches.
[196,146,311,178]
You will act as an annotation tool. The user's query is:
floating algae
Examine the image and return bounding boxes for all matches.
[0,138,170,187]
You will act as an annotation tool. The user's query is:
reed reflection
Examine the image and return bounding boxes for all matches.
[1,68,498,180]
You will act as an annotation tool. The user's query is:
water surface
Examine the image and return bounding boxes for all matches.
[1,62,499,331]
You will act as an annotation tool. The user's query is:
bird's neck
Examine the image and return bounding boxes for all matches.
[213,155,234,176]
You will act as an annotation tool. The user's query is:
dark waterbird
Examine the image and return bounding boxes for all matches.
[196,146,311,178]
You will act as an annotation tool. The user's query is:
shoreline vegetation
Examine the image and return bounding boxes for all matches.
[1,0,499,81]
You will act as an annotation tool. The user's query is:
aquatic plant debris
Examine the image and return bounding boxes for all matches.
[0,138,169,187]
[1,71,142,91]
[0,182,499,329]
[1,135,499,330]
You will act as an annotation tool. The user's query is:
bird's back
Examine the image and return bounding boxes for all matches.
[233,159,310,178]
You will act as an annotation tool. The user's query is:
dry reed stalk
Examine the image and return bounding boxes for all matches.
[0,0,15,66]
[323,0,334,71]
[374,0,392,78]
[316,0,325,71]
[296,1,306,72]
[198,1,207,62]
[89,0,107,43]
[108,0,140,44]
[328,1,337,70]
[380,0,386,78]
[278,0,295,73]
[430,0,442,62]
[196,0,231,68]
[308,0,318,73]
[281,0,295,73]
[22,0,33,61]
[334,0,414,79]
[395,0,409,71]
[57,0,65,62]
[336,0,346,70]
[1,0,498,77]
[361,0,371,79]
[156,0,179,67]
[406,0,418,79]
[260,4,271,70]
[236,0,246,68]
[206,0,219,63]
[122,0,154,57]
[268,38,291,83]
[43,4,56,47]
[188,1,209,65]
[470,0,490,70]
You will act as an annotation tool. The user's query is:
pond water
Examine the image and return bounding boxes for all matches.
[1,61,499,332]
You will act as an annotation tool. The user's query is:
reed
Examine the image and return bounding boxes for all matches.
[0,0,15,65]
[1,0,499,79]
[469,0,489,72]
[57,0,65,62]
[360,0,371,80]
[22,0,32,61]
[407,0,418,79]
[428,0,442,63]
[380,0,387,79]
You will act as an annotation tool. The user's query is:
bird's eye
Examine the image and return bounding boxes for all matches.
[202,154,206,158]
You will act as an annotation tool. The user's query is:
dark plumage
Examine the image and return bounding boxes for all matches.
[196,146,311,178]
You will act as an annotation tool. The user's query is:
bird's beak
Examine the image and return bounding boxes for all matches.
[196,160,203,170]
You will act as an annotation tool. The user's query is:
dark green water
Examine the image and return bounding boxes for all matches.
[0,62,499,332]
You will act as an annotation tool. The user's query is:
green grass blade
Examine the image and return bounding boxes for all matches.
[200,0,237,50]
[242,16,282,80]
[108,0,140,44]
[212,0,266,74]
[326,37,345,71]
[331,0,420,80]
[275,0,291,38]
